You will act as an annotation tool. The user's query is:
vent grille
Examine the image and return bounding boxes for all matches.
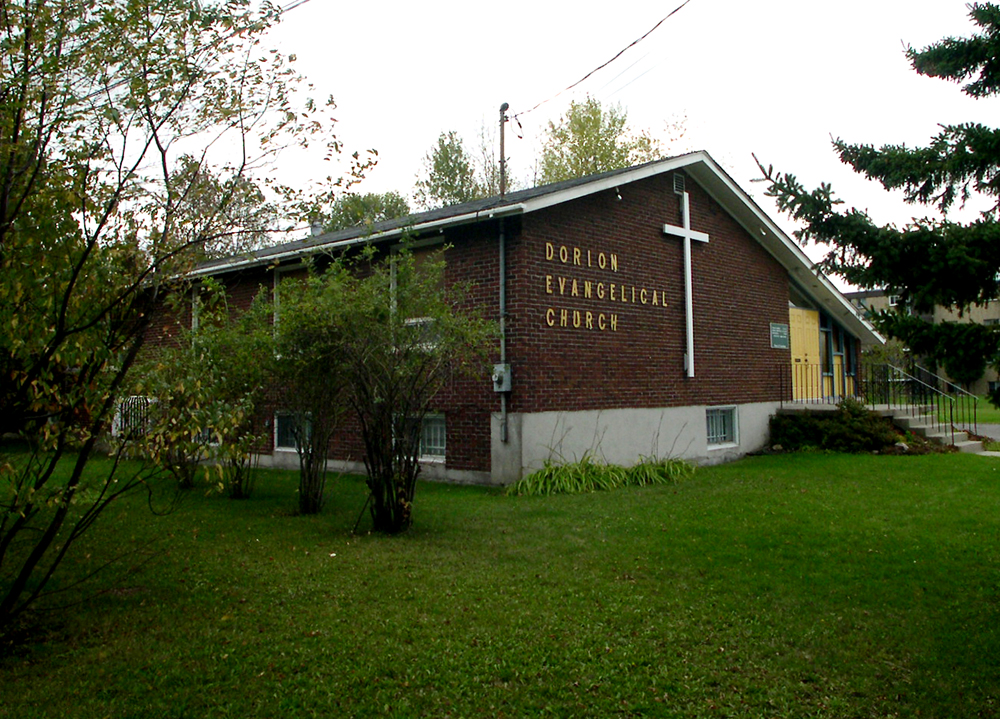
[673,173,685,195]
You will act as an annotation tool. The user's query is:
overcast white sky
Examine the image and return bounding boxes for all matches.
[266,0,999,250]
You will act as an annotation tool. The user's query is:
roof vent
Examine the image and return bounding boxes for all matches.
[673,174,685,195]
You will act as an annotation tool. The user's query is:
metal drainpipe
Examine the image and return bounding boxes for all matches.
[499,102,509,444]
[499,215,508,443]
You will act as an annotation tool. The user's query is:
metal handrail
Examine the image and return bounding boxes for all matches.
[909,363,979,435]
[877,365,955,445]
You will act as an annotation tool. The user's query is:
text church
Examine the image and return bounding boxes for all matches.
[184,151,880,484]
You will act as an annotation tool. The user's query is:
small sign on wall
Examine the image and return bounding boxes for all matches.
[770,322,790,349]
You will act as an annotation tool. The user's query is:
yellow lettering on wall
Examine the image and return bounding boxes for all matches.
[571,279,579,297]
[610,314,618,331]
[620,286,627,304]
[598,252,607,270]
[611,254,618,272]
[560,309,568,327]
[559,245,569,263]
[652,290,659,306]
[573,247,582,266]
[546,308,555,326]
[631,287,636,303]
[599,313,607,331]
[573,310,581,328]
[641,288,648,304]
[587,249,592,267]
[558,276,566,295]
[661,289,667,308]
[610,283,616,301]
[584,281,592,299]
[546,242,554,261]
[586,311,594,329]
[597,282,605,299]
[546,275,553,294]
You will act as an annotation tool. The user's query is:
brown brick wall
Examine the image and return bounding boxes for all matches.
[507,171,790,414]
[141,170,792,476]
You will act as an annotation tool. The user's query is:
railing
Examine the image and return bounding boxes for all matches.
[908,364,979,436]
[778,363,862,407]
[778,362,979,446]
[861,364,956,445]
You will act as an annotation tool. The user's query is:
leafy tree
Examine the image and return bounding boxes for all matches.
[0,0,351,634]
[538,96,661,184]
[757,3,1000,395]
[271,265,355,515]
[163,156,279,258]
[323,192,410,231]
[414,131,483,209]
[130,281,273,497]
[339,247,494,534]
[257,247,493,531]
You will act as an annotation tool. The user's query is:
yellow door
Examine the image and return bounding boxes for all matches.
[789,308,821,400]
[832,336,845,399]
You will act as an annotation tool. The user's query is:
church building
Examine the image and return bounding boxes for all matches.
[184,151,880,484]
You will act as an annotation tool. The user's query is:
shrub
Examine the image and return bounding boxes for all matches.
[505,453,694,496]
[770,398,902,453]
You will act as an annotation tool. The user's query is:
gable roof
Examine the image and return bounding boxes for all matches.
[191,150,881,344]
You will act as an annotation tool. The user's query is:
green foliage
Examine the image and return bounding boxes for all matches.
[160,155,279,258]
[0,0,356,633]
[130,281,273,495]
[506,453,694,496]
[270,263,357,515]
[322,191,410,232]
[338,246,495,533]
[875,310,999,387]
[757,4,1000,398]
[538,96,661,185]
[414,131,484,209]
[9,453,1000,717]
[769,399,902,453]
[256,247,495,528]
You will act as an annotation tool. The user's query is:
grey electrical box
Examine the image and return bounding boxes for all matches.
[492,363,512,393]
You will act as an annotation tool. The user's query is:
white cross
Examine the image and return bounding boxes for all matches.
[663,191,709,378]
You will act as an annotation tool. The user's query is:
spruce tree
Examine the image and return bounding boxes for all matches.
[758,3,1000,394]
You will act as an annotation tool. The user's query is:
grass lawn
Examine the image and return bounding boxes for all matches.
[4,452,1000,717]
[977,397,1000,425]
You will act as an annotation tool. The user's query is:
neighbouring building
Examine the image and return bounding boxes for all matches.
[151,151,881,484]
[847,288,1000,394]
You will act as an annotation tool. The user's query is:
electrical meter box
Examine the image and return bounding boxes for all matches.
[492,363,512,393]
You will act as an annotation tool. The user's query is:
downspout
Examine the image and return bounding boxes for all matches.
[499,102,509,443]
[500,216,508,443]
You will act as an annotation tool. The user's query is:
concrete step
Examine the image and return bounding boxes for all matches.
[924,429,969,444]
[886,410,985,452]
[894,415,936,431]
[955,440,985,454]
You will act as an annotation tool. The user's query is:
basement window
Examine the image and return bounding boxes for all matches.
[419,415,446,461]
[706,407,737,447]
[275,412,311,451]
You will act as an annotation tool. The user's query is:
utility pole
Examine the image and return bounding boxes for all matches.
[499,102,508,198]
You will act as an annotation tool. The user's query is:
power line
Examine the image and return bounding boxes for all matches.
[514,0,693,120]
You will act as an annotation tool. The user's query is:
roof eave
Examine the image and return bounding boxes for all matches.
[185,202,528,279]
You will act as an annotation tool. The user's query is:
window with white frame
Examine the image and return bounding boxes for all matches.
[403,317,441,350]
[112,396,154,439]
[275,412,310,451]
[419,414,446,460]
[706,407,737,446]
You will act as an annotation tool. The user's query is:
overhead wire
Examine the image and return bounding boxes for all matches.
[513,0,693,121]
